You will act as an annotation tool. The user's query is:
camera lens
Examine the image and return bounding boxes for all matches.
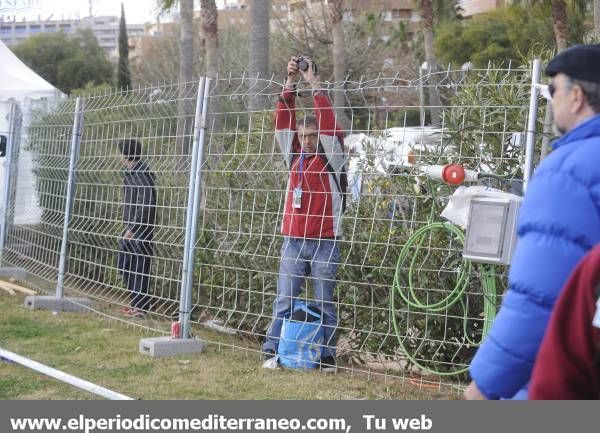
[297,59,308,72]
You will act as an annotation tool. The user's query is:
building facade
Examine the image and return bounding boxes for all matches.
[287,0,420,32]
[459,0,508,17]
[0,15,145,58]
[200,0,289,31]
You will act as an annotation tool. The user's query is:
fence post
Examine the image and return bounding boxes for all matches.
[523,58,542,192]
[138,78,208,357]
[55,97,84,299]
[0,103,20,266]
[180,77,211,340]
[24,97,91,311]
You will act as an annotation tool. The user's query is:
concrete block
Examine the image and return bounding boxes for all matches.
[24,295,92,313]
[139,336,204,358]
[0,267,28,280]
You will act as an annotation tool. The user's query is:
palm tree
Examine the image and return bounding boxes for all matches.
[417,0,442,126]
[158,0,219,79]
[551,0,569,51]
[248,0,270,110]
[434,0,462,20]
[200,0,219,78]
[513,0,588,51]
[159,0,195,156]
[249,0,270,79]
[594,0,600,39]
[199,0,222,136]
[328,0,349,128]
[179,0,194,85]
[159,0,220,153]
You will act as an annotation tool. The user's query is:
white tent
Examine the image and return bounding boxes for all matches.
[0,40,65,225]
[0,40,64,102]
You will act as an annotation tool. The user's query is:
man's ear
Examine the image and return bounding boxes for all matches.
[571,85,587,114]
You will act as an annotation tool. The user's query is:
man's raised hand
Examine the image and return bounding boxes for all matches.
[287,57,300,80]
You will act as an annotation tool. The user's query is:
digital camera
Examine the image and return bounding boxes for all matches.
[296,56,317,73]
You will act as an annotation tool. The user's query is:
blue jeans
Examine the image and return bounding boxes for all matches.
[263,237,340,358]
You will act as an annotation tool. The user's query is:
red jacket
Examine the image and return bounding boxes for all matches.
[529,244,600,399]
[275,88,346,239]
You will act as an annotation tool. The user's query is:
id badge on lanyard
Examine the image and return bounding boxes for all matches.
[293,153,304,209]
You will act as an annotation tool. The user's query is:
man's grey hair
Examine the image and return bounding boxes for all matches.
[296,115,318,130]
[567,76,600,113]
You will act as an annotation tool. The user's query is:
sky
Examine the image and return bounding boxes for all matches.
[0,0,164,24]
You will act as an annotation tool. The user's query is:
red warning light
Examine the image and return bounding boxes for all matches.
[442,164,466,185]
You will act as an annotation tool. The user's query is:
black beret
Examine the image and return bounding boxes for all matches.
[545,44,600,84]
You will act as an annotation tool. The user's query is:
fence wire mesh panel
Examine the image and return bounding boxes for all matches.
[61,83,199,325]
[0,64,546,390]
[2,101,76,288]
[190,66,537,387]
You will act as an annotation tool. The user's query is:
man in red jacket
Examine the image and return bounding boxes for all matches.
[529,245,600,399]
[262,56,347,373]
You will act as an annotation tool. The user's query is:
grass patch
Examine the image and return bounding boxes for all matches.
[0,375,44,399]
[0,317,59,340]
[0,292,456,400]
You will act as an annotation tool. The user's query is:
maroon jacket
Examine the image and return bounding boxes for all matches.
[275,88,346,239]
[529,245,600,399]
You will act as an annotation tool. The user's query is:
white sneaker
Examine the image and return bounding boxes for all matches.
[262,356,279,369]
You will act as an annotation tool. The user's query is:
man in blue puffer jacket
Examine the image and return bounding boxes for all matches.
[464,44,600,400]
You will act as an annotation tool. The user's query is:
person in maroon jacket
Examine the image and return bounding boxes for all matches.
[529,244,600,399]
[262,56,347,373]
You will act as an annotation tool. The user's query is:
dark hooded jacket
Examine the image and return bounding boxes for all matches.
[123,159,156,241]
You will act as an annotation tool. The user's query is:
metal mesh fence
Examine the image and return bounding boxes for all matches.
[3,100,76,287]
[0,64,545,389]
[190,66,537,384]
[63,83,199,322]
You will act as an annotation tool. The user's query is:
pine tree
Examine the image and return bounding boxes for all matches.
[117,3,132,90]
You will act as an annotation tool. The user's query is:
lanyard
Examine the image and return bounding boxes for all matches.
[296,152,305,188]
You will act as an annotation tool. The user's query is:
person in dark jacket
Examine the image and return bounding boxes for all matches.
[465,44,600,400]
[117,139,156,317]
[529,244,600,400]
[262,56,347,373]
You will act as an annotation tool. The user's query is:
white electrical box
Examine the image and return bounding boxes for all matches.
[463,195,521,265]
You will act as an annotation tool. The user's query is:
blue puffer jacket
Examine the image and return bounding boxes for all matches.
[469,113,600,399]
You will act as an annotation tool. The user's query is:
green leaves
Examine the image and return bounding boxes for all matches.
[11,29,114,94]
[435,4,559,68]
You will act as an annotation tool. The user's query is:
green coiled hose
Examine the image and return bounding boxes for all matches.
[391,220,498,376]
